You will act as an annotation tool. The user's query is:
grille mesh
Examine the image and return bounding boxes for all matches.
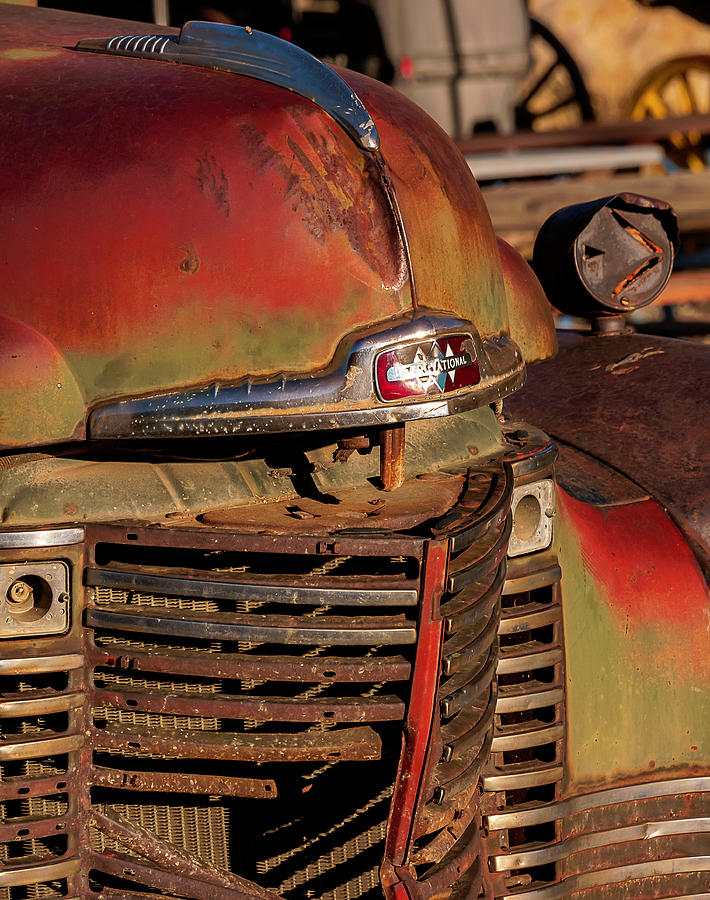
[85,534,420,900]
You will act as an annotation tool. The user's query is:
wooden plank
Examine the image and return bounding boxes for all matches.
[457,113,710,155]
[484,170,710,258]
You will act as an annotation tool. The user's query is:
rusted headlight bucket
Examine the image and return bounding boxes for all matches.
[0,562,70,638]
[532,192,679,318]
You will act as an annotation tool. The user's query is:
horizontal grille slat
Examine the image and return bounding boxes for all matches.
[0,735,83,763]
[90,766,276,798]
[90,723,382,761]
[439,645,497,717]
[447,519,511,592]
[491,722,564,752]
[0,692,83,718]
[497,644,563,675]
[86,606,417,645]
[0,856,79,889]
[86,567,419,607]
[441,605,499,677]
[495,682,563,714]
[0,657,83,677]
[90,686,405,723]
[0,814,75,844]
[497,602,560,635]
[482,762,564,792]
[88,645,411,684]
[485,777,710,831]
[490,816,710,872]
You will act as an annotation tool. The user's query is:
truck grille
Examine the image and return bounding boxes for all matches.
[83,528,420,900]
[482,551,565,897]
[0,655,83,900]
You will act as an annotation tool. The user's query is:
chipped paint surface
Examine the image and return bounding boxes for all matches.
[2,47,61,60]
[557,487,710,789]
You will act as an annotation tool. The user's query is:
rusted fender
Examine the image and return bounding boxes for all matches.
[556,486,710,790]
[508,330,710,576]
[0,316,84,447]
[497,237,557,363]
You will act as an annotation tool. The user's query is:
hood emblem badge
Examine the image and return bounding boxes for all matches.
[375,334,480,401]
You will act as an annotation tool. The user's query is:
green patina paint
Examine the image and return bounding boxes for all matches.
[0,407,503,526]
[65,288,401,402]
[556,495,710,790]
[2,48,61,60]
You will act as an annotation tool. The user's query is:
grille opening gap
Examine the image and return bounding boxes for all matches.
[0,878,68,900]
[4,793,69,820]
[501,741,558,767]
[0,712,69,739]
[498,707,557,728]
[498,664,556,688]
[0,833,67,861]
[0,672,70,695]
[510,861,557,885]
[93,542,418,581]
[500,623,554,649]
[502,585,555,610]
[0,756,69,784]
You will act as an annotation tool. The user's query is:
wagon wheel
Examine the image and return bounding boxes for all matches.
[514,18,595,132]
[626,55,710,171]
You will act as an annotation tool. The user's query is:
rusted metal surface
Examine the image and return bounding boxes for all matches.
[380,423,406,492]
[90,808,284,898]
[506,330,710,574]
[89,724,382,763]
[552,442,650,508]
[87,643,411,684]
[89,685,406,723]
[85,566,420,607]
[383,541,448,868]
[199,471,465,534]
[90,766,277,799]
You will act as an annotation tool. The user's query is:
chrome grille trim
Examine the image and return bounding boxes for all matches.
[482,764,563,792]
[486,776,710,830]
[0,857,80,888]
[0,734,83,762]
[499,856,710,900]
[490,816,710,871]
[0,691,83,717]
[0,654,83,675]
[0,528,84,548]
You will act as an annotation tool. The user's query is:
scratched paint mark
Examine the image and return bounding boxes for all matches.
[195,155,231,218]
[179,244,200,275]
[606,347,664,375]
[2,48,62,60]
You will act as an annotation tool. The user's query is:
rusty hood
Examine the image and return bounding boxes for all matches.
[0,5,541,448]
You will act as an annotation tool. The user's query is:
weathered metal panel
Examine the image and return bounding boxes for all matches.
[556,487,710,789]
[507,330,710,575]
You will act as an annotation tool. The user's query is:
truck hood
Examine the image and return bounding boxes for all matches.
[0,5,542,448]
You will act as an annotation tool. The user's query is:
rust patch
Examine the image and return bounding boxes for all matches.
[179,243,200,275]
[195,155,231,218]
[238,121,406,286]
